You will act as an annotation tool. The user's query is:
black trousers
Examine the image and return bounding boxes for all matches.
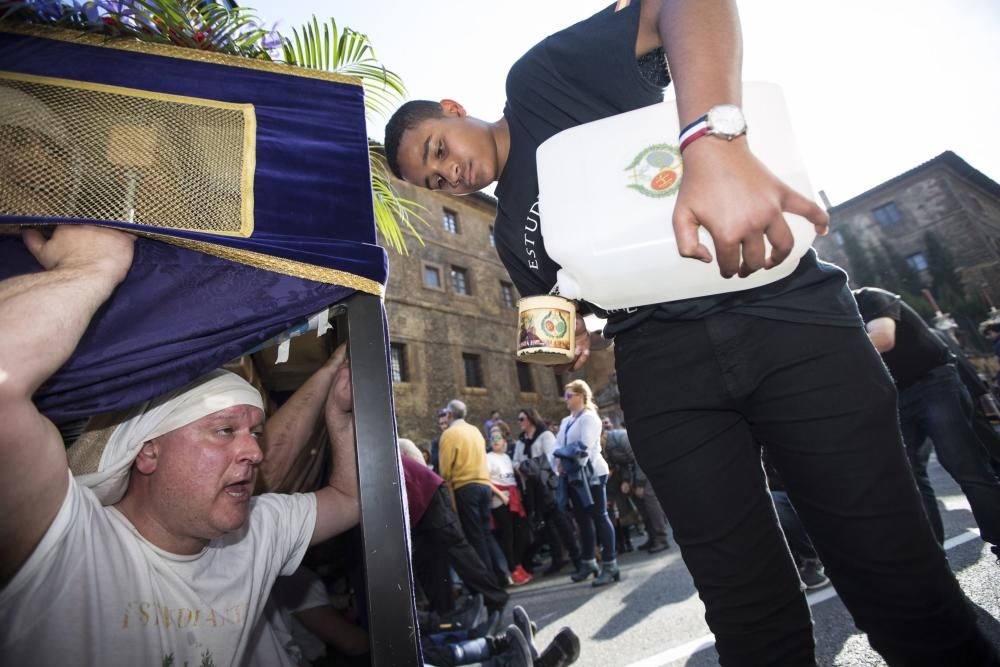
[523,504,580,568]
[615,313,997,667]
[453,483,499,580]
[492,504,530,572]
[412,486,508,613]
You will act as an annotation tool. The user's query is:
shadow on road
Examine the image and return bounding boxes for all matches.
[505,547,699,640]
[591,554,700,641]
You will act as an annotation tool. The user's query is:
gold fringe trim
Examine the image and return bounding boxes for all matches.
[0,22,363,87]
[135,229,385,296]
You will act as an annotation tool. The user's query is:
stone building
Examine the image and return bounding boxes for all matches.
[814,151,1000,311]
[384,178,617,445]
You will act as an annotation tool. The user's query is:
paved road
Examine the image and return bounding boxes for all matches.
[503,457,1000,666]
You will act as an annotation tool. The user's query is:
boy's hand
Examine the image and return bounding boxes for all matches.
[673,139,828,278]
[553,314,591,373]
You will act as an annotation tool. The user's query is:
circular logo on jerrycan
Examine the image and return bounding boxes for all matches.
[625,143,683,199]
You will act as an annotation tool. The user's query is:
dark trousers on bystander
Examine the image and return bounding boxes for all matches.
[898,364,1000,548]
[412,486,508,613]
[453,483,502,587]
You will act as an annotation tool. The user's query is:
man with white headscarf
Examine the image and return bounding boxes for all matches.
[0,225,360,666]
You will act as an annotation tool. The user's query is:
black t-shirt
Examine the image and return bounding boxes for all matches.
[854,287,953,388]
[493,1,861,336]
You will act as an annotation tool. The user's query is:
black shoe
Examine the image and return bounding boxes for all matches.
[536,627,581,667]
[647,541,670,554]
[435,593,484,632]
[491,625,533,667]
[544,558,569,576]
[798,559,831,591]
[512,605,538,660]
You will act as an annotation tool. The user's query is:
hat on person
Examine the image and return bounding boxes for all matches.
[67,369,265,506]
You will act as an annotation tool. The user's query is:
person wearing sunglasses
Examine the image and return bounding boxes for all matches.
[555,381,617,586]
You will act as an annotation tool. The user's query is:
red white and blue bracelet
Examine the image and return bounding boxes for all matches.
[678,115,710,154]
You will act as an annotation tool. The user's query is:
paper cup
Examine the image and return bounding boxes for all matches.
[516,295,576,365]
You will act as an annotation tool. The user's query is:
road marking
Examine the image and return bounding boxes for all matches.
[623,528,984,667]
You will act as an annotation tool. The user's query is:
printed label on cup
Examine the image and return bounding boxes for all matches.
[516,295,576,365]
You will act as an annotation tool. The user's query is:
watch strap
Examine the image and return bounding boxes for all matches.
[679,114,709,153]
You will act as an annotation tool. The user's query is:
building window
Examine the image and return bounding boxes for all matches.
[516,362,534,393]
[500,282,516,308]
[443,208,459,234]
[423,264,442,290]
[554,373,565,398]
[390,343,408,383]
[463,353,484,387]
[451,266,470,295]
[906,252,929,272]
[488,225,496,248]
[872,202,901,228]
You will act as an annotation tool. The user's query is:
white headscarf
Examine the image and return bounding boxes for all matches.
[76,370,265,506]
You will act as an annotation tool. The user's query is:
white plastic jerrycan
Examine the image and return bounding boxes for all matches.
[536,82,817,311]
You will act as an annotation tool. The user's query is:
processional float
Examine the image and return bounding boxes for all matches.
[0,22,420,665]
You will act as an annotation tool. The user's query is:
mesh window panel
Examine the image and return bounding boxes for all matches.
[0,72,255,236]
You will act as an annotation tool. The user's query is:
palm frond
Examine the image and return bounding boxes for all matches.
[370,151,427,256]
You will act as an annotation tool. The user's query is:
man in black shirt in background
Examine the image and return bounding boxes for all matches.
[854,287,1000,559]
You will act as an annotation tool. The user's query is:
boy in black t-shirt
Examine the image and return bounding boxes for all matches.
[385,1,996,663]
[854,287,1000,555]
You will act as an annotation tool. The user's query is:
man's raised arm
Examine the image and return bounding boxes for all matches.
[0,225,135,583]
[260,345,346,493]
[310,345,361,544]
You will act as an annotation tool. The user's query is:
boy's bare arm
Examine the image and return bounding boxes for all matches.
[640,0,829,278]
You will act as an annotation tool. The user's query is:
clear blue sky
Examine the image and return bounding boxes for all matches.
[250,0,1000,206]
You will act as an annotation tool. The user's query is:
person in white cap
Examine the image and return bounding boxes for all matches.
[0,224,360,666]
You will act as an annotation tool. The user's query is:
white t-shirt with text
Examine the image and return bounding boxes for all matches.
[0,473,316,667]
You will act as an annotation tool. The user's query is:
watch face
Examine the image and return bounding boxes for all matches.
[707,104,747,137]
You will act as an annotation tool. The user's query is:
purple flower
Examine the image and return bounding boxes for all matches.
[35,0,65,20]
[261,29,281,52]
[95,0,133,18]
[74,1,102,23]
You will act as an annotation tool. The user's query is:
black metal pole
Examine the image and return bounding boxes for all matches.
[340,292,420,665]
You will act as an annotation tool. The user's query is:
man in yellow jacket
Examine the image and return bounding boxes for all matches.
[439,399,502,586]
